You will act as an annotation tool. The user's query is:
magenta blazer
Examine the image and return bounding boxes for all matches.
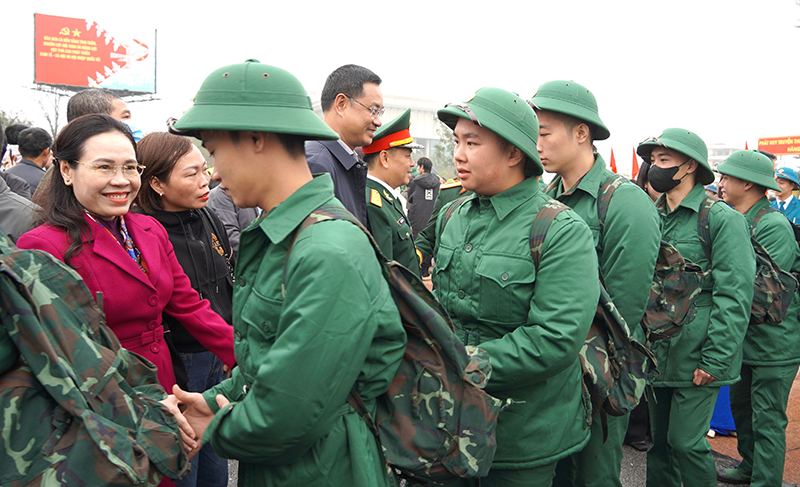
[17,212,235,390]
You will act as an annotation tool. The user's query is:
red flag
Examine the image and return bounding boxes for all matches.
[610,148,618,173]
[631,147,639,179]
[745,141,749,150]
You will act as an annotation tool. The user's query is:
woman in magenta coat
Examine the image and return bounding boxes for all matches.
[17,114,235,391]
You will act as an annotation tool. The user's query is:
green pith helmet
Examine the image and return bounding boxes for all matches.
[437,87,542,176]
[637,128,714,185]
[530,80,610,140]
[172,59,338,140]
[717,150,780,191]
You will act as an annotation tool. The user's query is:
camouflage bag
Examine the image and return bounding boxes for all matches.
[532,199,655,421]
[0,234,188,486]
[635,186,707,344]
[289,204,508,486]
[698,201,798,325]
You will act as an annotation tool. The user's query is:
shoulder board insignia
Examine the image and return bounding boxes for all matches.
[441,180,463,190]
[370,189,383,207]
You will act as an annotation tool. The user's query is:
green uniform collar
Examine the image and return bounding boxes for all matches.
[550,154,608,199]
[469,177,541,221]
[257,174,337,244]
[657,183,708,214]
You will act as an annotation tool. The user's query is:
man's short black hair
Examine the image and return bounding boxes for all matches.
[17,127,53,159]
[536,109,597,144]
[756,149,777,162]
[417,157,432,173]
[320,65,381,113]
[5,124,30,145]
[67,89,121,122]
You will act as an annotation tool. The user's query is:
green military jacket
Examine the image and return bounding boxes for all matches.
[651,184,755,387]
[546,155,661,340]
[415,180,470,260]
[366,177,419,275]
[744,197,800,366]
[201,175,406,487]
[432,177,599,469]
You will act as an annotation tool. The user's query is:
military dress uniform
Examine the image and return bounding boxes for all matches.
[546,155,660,487]
[366,176,418,274]
[648,183,755,487]
[362,109,424,276]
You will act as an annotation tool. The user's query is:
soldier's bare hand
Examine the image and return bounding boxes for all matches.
[173,384,220,459]
[159,394,197,452]
[692,368,717,386]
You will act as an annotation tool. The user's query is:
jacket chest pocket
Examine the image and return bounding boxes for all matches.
[475,254,536,325]
[238,288,282,373]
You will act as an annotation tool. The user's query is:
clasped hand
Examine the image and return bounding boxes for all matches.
[159,385,230,459]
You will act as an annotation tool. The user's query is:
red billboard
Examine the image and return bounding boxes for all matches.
[758,135,800,156]
[34,13,156,94]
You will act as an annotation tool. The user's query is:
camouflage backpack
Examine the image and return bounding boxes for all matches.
[697,199,798,325]
[0,234,188,486]
[288,204,508,486]
[532,198,654,421]
[636,183,707,344]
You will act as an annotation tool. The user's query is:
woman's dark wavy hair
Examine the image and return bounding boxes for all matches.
[135,132,194,214]
[32,114,137,267]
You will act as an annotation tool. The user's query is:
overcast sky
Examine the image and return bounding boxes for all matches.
[3,0,799,173]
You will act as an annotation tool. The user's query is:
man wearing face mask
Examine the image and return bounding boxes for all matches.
[636,129,755,487]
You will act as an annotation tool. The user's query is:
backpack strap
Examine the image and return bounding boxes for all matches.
[696,195,721,262]
[437,194,471,237]
[529,200,570,271]
[596,173,628,234]
[751,206,779,235]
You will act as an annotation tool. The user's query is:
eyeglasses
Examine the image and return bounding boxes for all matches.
[444,103,482,127]
[75,161,145,178]
[347,96,385,118]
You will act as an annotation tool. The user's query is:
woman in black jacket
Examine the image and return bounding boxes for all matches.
[135,131,232,487]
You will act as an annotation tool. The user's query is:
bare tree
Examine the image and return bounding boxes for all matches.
[29,85,71,139]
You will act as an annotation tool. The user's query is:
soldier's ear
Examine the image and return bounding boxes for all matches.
[380,150,391,169]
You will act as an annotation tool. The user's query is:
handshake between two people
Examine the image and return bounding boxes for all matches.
[159,385,231,459]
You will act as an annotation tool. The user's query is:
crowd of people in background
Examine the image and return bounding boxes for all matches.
[0,61,798,487]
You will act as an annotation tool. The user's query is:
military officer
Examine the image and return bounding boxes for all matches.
[716,150,800,487]
[414,177,471,275]
[531,80,661,487]
[433,87,599,487]
[362,108,423,274]
[637,129,755,487]
[169,60,406,487]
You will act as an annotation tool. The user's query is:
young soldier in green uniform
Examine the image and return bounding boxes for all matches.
[636,129,755,487]
[432,87,600,487]
[362,108,423,274]
[169,60,406,487]
[531,80,661,487]
[716,150,800,487]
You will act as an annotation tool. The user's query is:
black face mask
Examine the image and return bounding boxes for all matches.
[648,158,690,193]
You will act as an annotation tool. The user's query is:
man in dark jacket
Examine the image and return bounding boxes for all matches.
[407,157,440,240]
[6,127,52,191]
[305,64,383,228]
